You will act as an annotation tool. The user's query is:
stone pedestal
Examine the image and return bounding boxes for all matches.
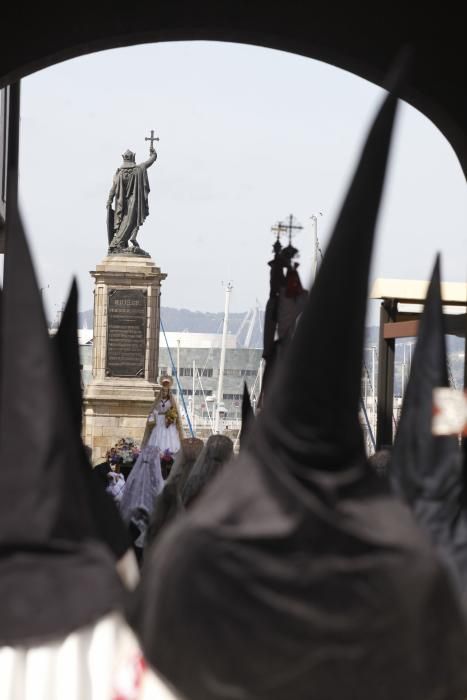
[83,254,166,462]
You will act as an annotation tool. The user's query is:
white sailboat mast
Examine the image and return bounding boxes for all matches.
[214,282,233,434]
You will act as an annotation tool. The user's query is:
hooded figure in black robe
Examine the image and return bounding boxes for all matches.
[391,256,467,605]
[260,237,307,405]
[132,64,467,700]
[0,208,180,698]
[53,278,138,588]
[0,207,124,645]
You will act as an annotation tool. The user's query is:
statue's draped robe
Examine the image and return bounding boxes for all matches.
[110,165,150,249]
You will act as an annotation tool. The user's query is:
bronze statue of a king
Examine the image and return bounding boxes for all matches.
[106,131,158,256]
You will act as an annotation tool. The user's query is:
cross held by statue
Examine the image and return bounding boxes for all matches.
[145,129,159,150]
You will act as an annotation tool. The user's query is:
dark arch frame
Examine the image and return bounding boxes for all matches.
[0,4,466,175]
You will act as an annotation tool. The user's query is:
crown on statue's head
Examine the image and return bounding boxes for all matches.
[159,374,173,387]
[122,149,136,163]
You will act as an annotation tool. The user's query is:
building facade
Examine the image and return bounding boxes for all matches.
[80,332,263,437]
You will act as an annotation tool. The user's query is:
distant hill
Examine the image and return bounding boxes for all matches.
[78,306,265,348]
[159,308,250,334]
[78,309,93,329]
[77,307,464,387]
[79,307,383,340]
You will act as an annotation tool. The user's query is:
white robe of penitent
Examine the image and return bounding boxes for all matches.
[0,612,180,700]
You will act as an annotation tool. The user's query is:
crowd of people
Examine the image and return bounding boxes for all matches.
[87,375,238,568]
[2,68,467,699]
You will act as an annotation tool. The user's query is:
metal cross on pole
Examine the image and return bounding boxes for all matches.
[145,129,159,150]
[271,221,288,241]
[270,221,287,254]
[283,213,303,243]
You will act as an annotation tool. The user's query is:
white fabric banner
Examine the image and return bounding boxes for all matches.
[432,388,467,436]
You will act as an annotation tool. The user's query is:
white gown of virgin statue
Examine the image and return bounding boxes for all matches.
[146,394,182,457]
[119,389,183,548]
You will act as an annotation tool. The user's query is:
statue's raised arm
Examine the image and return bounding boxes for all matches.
[140,147,157,170]
[140,129,159,170]
[106,131,159,257]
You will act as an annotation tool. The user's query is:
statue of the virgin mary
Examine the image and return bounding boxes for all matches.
[140,375,184,456]
[119,375,184,560]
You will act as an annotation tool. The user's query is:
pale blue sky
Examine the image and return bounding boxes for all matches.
[15,40,467,324]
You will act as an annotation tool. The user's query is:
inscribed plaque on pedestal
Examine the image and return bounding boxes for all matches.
[106,289,147,377]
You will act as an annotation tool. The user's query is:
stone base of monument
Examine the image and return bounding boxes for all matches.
[83,380,157,462]
[83,253,166,463]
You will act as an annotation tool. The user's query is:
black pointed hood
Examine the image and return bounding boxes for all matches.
[135,60,467,700]
[53,280,83,433]
[239,381,254,451]
[391,256,467,596]
[256,87,399,477]
[53,280,129,561]
[0,208,123,646]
